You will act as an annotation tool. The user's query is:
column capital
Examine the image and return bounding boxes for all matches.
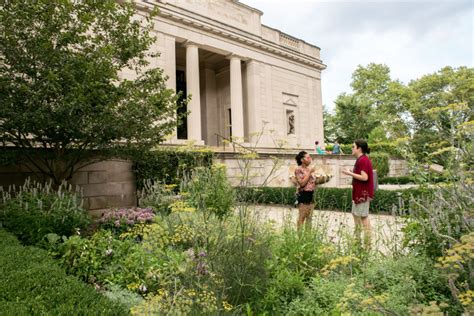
[226,53,247,61]
[183,40,200,48]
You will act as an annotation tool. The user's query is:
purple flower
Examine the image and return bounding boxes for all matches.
[196,262,208,275]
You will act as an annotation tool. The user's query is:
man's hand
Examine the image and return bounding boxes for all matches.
[342,169,352,176]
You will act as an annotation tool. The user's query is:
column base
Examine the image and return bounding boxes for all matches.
[163,139,205,146]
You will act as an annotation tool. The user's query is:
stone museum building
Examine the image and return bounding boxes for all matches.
[129,0,327,151]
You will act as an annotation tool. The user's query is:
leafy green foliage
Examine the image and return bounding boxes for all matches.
[0,1,184,184]
[330,93,378,143]
[0,229,128,315]
[236,186,431,214]
[326,64,472,162]
[336,255,453,315]
[58,229,161,292]
[285,276,348,315]
[403,181,472,259]
[182,165,235,218]
[408,66,473,165]
[435,233,474,314]
[0,181,90,245]
[370,152,389,178]
[258,229,335,312]
[131,148,214,190]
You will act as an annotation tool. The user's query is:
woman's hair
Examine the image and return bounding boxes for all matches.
[354,139,370,154]
[314,141,319,145]
[295,151,307,166]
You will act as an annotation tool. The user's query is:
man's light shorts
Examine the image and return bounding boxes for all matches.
[352,201,370,217]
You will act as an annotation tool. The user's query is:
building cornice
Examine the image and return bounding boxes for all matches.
[138,1,327,71]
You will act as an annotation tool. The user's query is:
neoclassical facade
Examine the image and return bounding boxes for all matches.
[132,0,326,151]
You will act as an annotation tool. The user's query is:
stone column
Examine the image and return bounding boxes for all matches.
[245,59,261,144]
[230,55,244,140]
[185,42,202,142]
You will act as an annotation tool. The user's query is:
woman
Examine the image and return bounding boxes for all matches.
[295,151,316,230]
[315,141,325,155]
[342,139,374,248]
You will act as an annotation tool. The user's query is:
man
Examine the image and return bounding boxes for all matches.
[342,139,374,248]
[332,140,343,154]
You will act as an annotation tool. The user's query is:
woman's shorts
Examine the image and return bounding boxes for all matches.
[352,201,370,217]
[297,191,314,205]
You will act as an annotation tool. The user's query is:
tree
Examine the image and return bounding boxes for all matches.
[351,63,391,109]
[322,105,337,143]
[0,1,183,184]
[332,93,377,144]
[407,66,473,165]
[351,63,411,140]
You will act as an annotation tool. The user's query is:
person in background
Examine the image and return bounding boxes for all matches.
[294,151,316,230]
[342,139,374,249]
[315,141,325,154]
[332,140,343,154]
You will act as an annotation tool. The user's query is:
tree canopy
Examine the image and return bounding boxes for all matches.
[325,63,473,164]
[0,1,184,184]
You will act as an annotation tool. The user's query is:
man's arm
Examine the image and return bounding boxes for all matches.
[342,169,368,181]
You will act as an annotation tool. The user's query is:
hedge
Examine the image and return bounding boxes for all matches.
[379,176,414,185]
[370,153,390,178]
[0,229,129,315]
[378,175,453,185]
[130,148,214,189]
[334,142,403,158]
[236,186,432,214]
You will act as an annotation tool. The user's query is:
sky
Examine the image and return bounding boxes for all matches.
[241,0,473,112]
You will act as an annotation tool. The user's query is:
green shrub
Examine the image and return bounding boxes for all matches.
[337,254,453,315]
[403,181,472,259]
[138,180,178,214]
[0,180,90,246]
[104,283,144,310]
[165,210,274,307]
[378,175,453,185]
[257,228,337,313]
[122,147,214,190]
[182,164,235,218]
[236,186,432,214]
[58,229,160,293]
[340,142,403,158]
[284,276,349,315]
[0,229,128,315]
[260,266,306,313]
[379,175,414,184]
[370,152,390,178]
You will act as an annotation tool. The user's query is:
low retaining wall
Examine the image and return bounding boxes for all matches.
[0,153,408,210]
[0,159,136,210]
[216,152,409,187]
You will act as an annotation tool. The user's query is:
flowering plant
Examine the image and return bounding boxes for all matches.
[99,207,155,234]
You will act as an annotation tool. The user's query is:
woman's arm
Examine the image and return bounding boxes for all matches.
[296,168,315,187]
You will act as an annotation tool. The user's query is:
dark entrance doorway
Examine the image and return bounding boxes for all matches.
[176,70,187,140]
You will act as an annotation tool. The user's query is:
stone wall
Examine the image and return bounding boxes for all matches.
[0,154,408,211]
[0,159,136,211]
[388,159,409,177]
[215,153,409,188]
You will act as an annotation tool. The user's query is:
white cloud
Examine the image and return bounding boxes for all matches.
[241,0,473,111]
